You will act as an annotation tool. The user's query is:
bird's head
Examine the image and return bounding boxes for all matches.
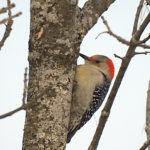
[79,53,115,80]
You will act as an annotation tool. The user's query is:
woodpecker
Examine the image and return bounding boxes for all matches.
[67,53,115,143]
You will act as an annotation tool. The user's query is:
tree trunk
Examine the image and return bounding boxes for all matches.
[22,0,115,149]
[22,1,78,150]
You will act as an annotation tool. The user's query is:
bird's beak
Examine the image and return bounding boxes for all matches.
[79,53,91,61]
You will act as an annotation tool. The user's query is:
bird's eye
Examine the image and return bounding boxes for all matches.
[95,60,100,63]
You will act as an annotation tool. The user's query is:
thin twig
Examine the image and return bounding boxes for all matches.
[101,16,111,31]
[0,12,22,24]
[97,16,150,50]
[0,105,27,119]
[134,51,150,55]
[138,43,150,49]
[139,140,150,150]
[97,16,130,46]
[0,3,15,14]
[95,31,108,39]
[0,1,22,50]
[134,12,150,40]
[114,54,124,60]
[138,33,150,44]
[0,0,13,50]
[22,67,28,105]
[132,0,144,35]
[0,85,52,119]
[131,34,150,48]
[0,20,13,50]
[7,0,11,17]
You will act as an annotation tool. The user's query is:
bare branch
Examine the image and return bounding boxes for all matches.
[101,16,111,31]
[138,43,150,49]
[132,33,150,49]
[77,0,115,35]
[97,16,150,50]
[89,1,150,149]
[97,16,130,46]
[0,12,22,24]
[0,0,22,50]
[0,85,52,119]
[0,105,26,119]
[0,20,13,50]
[135,51,150,55]
[114,54,124,60]
[132,0,144,35]
[0,3,15,14]
[139,140,150,150]
[138,33,150,44]
[134,12,150,40]
[7,0,12,17]
[0,67,29,119]
[0,0,13,50]
[95,31,108,39]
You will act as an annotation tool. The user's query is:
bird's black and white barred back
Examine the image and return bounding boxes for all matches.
[79,75,111,129]
[67,75,111,143]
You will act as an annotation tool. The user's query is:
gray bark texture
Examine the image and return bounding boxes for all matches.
[22,0,115,150]
[146,81,150,150]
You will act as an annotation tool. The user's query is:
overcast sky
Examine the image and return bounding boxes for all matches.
[0,0,150,150]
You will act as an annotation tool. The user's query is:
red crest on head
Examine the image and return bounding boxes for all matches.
[89,56,94,60]
[106,59,115,79]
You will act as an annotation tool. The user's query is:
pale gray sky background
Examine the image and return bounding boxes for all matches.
[0,0,150,150]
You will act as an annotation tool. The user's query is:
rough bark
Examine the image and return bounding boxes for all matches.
[22,1,78,150]
[22,0,115,150]
[146,81,150,150]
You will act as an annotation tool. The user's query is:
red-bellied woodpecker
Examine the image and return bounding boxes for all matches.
[67,53,115,143]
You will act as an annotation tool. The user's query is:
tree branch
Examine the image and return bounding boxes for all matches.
[135,51,150,55]
[0,0,22,50]
[97,16,150,50]
[138,43,150,49]
[132,0,144,35]
[0,84,52,119]
[134,12,150,40]
[96,16,130,46]
[138,33,150,44]
[0,105,26,119]
[0,3,15,14]
[0,19,13,50]
[88,1,150,150]
[0,12,22,25]
[114,54,124,60]
[0,0,13,50]
[139,140,150,150]
[77,0,115,34]
[0,67,29,119]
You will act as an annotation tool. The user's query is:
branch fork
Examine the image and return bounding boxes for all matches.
[89,0,150,149]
